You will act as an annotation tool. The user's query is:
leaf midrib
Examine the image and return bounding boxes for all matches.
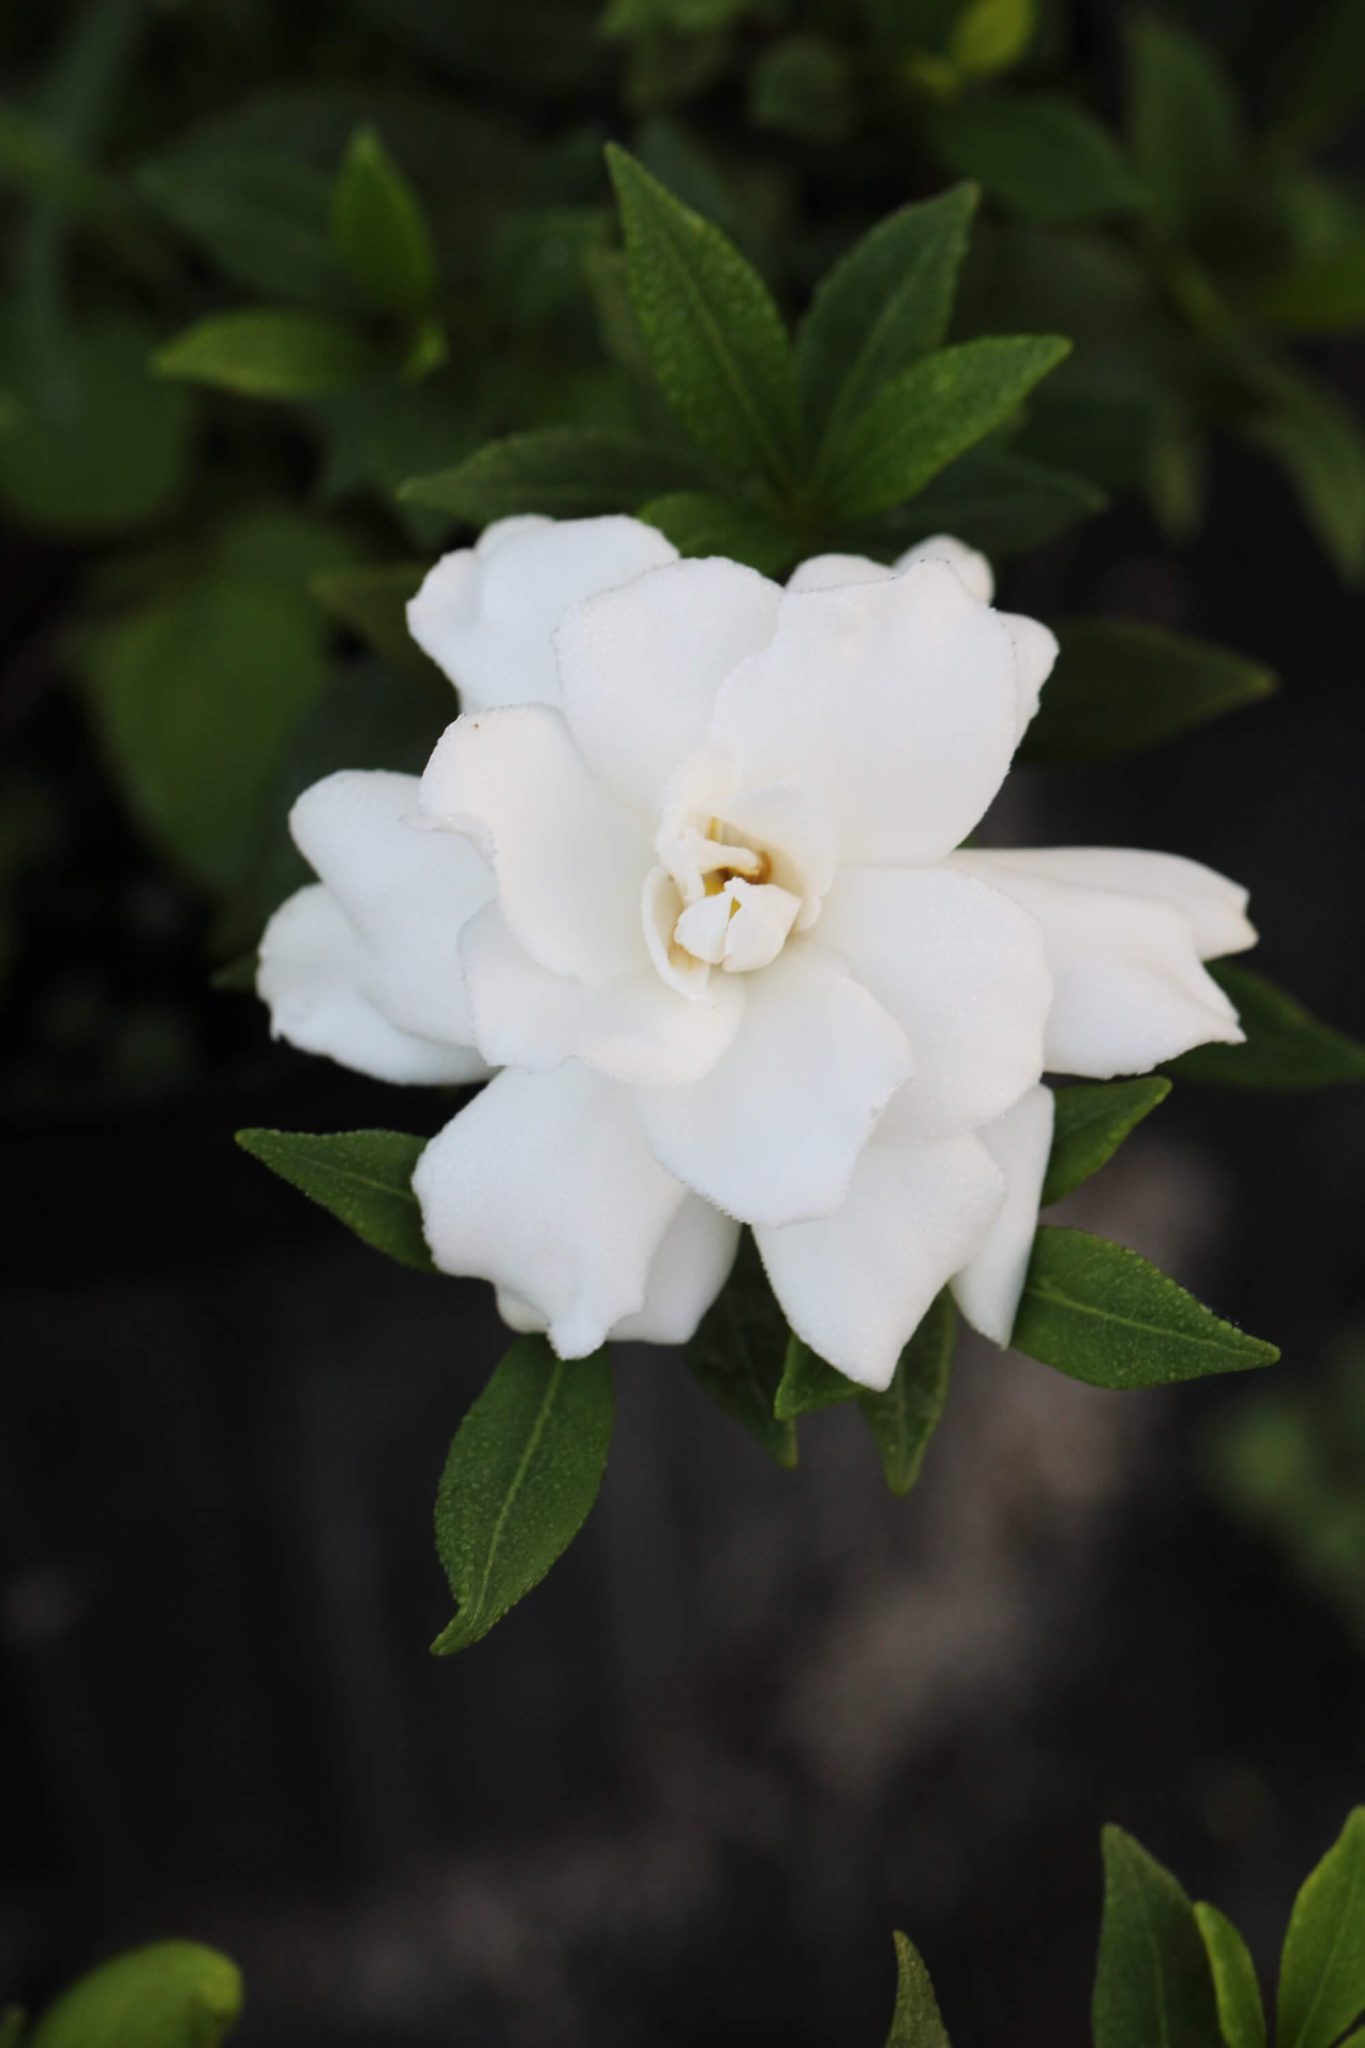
[1027,1274,1263,1360]
[460,1359,564,1636]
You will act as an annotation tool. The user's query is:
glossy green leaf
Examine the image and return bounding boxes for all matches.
[136,149,343,304]
[775,1339,858,1419]
[868,447,1105,556]
[332,125,435,317]
[1170,964,1365,1090]
[1042,1079,1172,1206]
[1278,1808,1365,2048]
[606,144,802,485]
[1093,1828,1221,2048]
[1127,17,1244,243]
[311,560,448,685]
[1014,1228,1278,1389]
[1020,620,1275,765]
[433,1337,613,1654]
[1241,364,1365,581]
[922,95,1145,226]
[797,185,977,444]
[689,1234,797,1467]
[859,1291,956,1496]
[637,489,801,576]
[884,1930,952,2047]
[823,334,1070,520]
[28,1942,241,2048]
[154,309,385,399]
[401,426,703,520]
[235,1129,436,1273]
[1194,1902,1267,2048]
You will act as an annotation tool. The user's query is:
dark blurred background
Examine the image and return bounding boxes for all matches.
[2,0,1364,2040]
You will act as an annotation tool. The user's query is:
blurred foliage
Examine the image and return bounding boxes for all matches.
[2,0,1365,1091]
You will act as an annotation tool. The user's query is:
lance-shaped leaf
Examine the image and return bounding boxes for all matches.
[638,489,802,577]
[433,1337,613,1654]
[1014,1228,1278,1389]
[1195,1902,1267,2048]
[1170,964,1365,1090]
[331,125,435,318]
[154,309,386,399]
[1277,1807,1365,2048]
[885,1931,952,2047]
[859,1292,956,1496]
[775,1338,857,1419]
[606,144,802,486]
[922,95,1145,227]
[866,447,1105,557]
[1043,1078,1171,1206]
[689,1234,797,1467]
[1021,621,1275,765]
[402,427,704,521]
[1128,17,1244,244]
[28,1942,242,2048]
[822,334,1070,521]
[1093,1828,1221,2048]
[236,1129,436,1272]
[796,184,978,443]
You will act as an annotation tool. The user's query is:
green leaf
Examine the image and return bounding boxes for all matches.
[154,309,385,400]
[1252,235,1365,337]
[1042,1079,1172,1207]
[1169,964,1365,1091]
[822,334,1070,520]
[311,560,446,684]
[331,125,436,318]
[922,95,1145,226]
[750,34,852,144]
[1020,620,1275,765]
[1093,1827,1221,2048]
[797,185,978,445]
[689,1234,797,1467]
[1240,364,1365,581]
[637,489,802,576]
[28,1942,242,2048]
[1014,1228,1278,1389]
[432,1337,613,1655]
[0,311,192,536]
[867,447,1105,556]
[1127,17,1244,244]
[605,143,802,485]
[136,148,343,305]
[235,1129,436,1273]
[884,1930,952,2047]
[401,426,704,520]
[1194,1902,1267,2048]
[775,1339,858,1419]
[1278,1808,1365,2048]
[859,1291,956,1496]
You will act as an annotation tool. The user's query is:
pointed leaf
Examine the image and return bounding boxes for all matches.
[433,1337,613,1654]
[28,1942,242,2048]
[689,1234,798,1467]
[1042,1079,1172,1206]
[606,144,802,485]
[235,1129,436,1273]
[1021,621,1275,765]
[401,427,704,520]
[1128,17,1244,243]
[797,185,978,443]
[822,334,1070,520]
[1278,1807,1365,2048]
[153,309,385,399]
[1170,964,1365,1091]
[1013,1228,1278,1389]
[1241,364,1365,581]
[921,94,1145,227]
[136,148,343,305]
[885,1931,952,2048]
[637,489,802,576]
[859,1292,956,1496]
[331,125,435,317]
[775,1338,858,1419]
[1195,1902,1267,2048]
[1093,1828,1221,2048]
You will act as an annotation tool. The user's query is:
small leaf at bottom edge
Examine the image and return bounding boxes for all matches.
[885,1931,951,2048]
[1194,1902,1267,2048]
[859,1291,956,1495]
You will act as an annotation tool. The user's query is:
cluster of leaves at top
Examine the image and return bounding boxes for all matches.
[238,145,1365,1657]
[8,1807,1364,2047]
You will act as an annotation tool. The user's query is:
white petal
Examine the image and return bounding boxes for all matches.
[636,940,912,1226]
[959,846,1255,959]
[275,768,492,1057]
[407,515,676,714]
[258,886,483,1084]
[711,561,1021,868]
[1000,613,1058,736]
[787,552,893,592]
[557,557,780,813]
[893,533,994,603]
[950,1085,1054,1345]
[820,865,1052,1142]
[756,1133,1005,1390]
[611,1196,741,1344]
[460,901,744,1085]
[420,705,653,985]
[414,1064,687,1359]
[952,851,1244,1076]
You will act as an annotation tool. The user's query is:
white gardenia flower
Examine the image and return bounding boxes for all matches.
[257,514,1254,1390]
